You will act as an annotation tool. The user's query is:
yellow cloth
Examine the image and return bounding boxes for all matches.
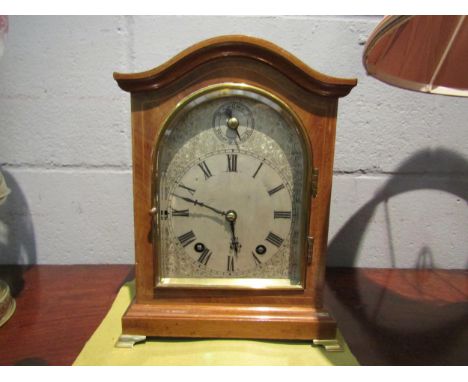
[73,282,359,366]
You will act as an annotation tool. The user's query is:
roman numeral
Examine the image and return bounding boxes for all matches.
[268,184,285,196]
[177,230,196,247]
[227,255,235,272]
[227,154,237,172]
[252,252,262,266]
[197,248,212,265]
[252,162,263,178]
[274,210,291,219]
[172,209,189,217]
[198,161,212,179]
[178,184,196,195]
[266,232,284,247]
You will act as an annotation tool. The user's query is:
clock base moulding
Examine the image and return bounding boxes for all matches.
[116,301,343,351]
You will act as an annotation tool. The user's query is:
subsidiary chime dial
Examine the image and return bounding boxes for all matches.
[155,84,309,288]
[212,101,254,144]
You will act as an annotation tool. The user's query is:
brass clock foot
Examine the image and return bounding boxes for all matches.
[313,338,344,352]
[115,334,146,348]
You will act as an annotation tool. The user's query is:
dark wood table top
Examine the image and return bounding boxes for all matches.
[0,265,466,365]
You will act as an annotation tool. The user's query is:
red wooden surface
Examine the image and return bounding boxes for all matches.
[325,268,468,365]
[0,265,133,366]
[0,265,466,365]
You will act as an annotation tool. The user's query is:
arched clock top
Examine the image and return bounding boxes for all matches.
[113,35,357,97]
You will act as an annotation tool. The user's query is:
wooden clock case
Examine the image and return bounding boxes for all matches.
[113,35,356,350]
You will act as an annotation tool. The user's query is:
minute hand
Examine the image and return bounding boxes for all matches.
[172,194,226,217]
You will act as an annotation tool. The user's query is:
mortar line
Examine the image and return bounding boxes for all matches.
[333,170,468,179]
[2,163,467,179]
[0,163,132,172]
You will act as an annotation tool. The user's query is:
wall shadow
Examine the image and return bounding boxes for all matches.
[328,147,468,267]
[0,169,36,296]
[325,148,468,365]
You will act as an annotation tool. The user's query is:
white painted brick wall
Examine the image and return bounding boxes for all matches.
[0,16,467,268]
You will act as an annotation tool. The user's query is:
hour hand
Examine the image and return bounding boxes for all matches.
[226,210,241,256]
[229,220,241,256]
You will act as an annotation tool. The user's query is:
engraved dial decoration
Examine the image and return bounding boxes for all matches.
[155,85,309,288]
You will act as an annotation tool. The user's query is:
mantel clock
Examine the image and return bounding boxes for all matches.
[113,36,356,350]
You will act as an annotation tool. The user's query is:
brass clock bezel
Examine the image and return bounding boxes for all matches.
[151,82,314,290]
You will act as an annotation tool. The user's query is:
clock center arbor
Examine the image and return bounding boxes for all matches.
[114,35,356,350]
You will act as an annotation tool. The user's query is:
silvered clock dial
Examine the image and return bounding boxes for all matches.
[154,84,310,288]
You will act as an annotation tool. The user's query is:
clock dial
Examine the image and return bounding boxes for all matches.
[168,151,293,275]
[155,85,309,288]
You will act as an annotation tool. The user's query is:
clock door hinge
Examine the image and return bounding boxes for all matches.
[307,236,314,265]
[311,168,319,198]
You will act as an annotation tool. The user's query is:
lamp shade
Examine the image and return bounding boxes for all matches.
[363,15,468,97]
